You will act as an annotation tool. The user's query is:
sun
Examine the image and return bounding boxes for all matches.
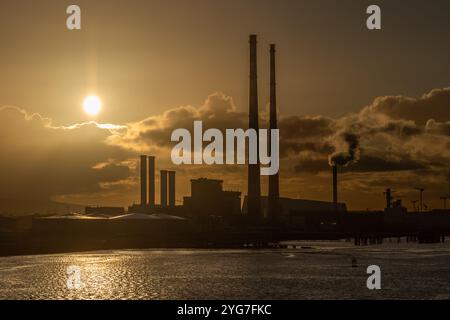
[83,95,102,116]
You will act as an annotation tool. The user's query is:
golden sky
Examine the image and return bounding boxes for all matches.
[0,0,449,213]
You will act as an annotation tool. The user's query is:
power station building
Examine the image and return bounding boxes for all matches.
[129,35,347,224]
[128,155,178,214]
[183,178,241,219]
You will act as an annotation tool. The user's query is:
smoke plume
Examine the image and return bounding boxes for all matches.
[328,132,360,166]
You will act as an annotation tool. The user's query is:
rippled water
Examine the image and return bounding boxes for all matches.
[1,241,450,299]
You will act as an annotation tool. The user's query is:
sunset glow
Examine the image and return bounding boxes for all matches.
[83,96,102,116]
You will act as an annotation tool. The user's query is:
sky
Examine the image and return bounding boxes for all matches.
[0,0,449,213]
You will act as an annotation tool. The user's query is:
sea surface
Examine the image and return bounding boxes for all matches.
[1,240,450,300]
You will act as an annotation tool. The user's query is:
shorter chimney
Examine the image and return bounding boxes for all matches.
[148,156,155,207]
[160,170,168,207]
[168,171,176,208]
[385,188,392,209]
[332,165,338,208]
[140,155,147,207]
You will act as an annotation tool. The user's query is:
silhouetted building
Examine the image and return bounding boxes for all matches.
[183,178,241,218]
[108,213,187,237]
[243,196,346,230]
[32,213,108,237]
[244,196,346,216]
[85,206,125,217]
[32,213,187,239]
[341,211,384,232]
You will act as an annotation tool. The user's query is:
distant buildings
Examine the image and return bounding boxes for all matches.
[85,206,125,217]
[243,196,346,217]
[183,178,241,218]
[243,196,346,230]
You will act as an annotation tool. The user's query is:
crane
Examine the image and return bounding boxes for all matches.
[440,196,448,209]
[415,187,424,212]
[411,200,418,212]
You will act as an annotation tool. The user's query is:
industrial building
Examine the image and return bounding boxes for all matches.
[127,35,345,225]
[183,178,241,219]
[242,196,346,230]
[246,196,347,217]
[31,212,188,238]
[128,154,179,214]
[85,206,125,217]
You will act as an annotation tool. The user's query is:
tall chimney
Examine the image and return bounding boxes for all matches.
[160,170,168,208]
[385,188,392,209]
[148,156,155,207]
[168,171,176,208]
[140,155,147,207]
[332,165,338,209]
[247,34,261,220]
[268,44,280,220]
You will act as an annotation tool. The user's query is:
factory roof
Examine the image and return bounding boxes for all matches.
[38,213,105,220]
[110,213,186,220]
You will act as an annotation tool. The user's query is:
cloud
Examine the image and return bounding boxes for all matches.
[107,92,247,153]
[0,106,133,203]
[107,89,448,199]
[361,87,450,125]
[1,87,449,211]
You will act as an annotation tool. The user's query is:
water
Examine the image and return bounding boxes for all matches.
[1,240,450,300]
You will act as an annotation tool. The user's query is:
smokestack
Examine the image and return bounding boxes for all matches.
[385,188,392,209]
[247,34,261,219]
[148,156,155,207]
[140,155,147,207]
[268,44,280,220]
[332,165,338,208]
[168,171,176,208]
[160,170,168,208]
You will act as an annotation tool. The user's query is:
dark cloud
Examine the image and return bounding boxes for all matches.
[279,116,333,138]
[362,87,450,125]
[426,119,450,136]
[375,120,423,137]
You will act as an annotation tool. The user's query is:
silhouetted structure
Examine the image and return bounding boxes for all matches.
[332,165,338,209]
[148,156,156,207]
[140,155,147,207]
[4,34,450,257]
[415,187,425,212]
[168,171,176,208]
[244,195,346,224]
[268,44,280,220]
[85,206,125,217]
[441,196,448,209]
[183,178,241,218]
[160,170,168,208]
[247,34,261,220]
[385,188,392,209]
